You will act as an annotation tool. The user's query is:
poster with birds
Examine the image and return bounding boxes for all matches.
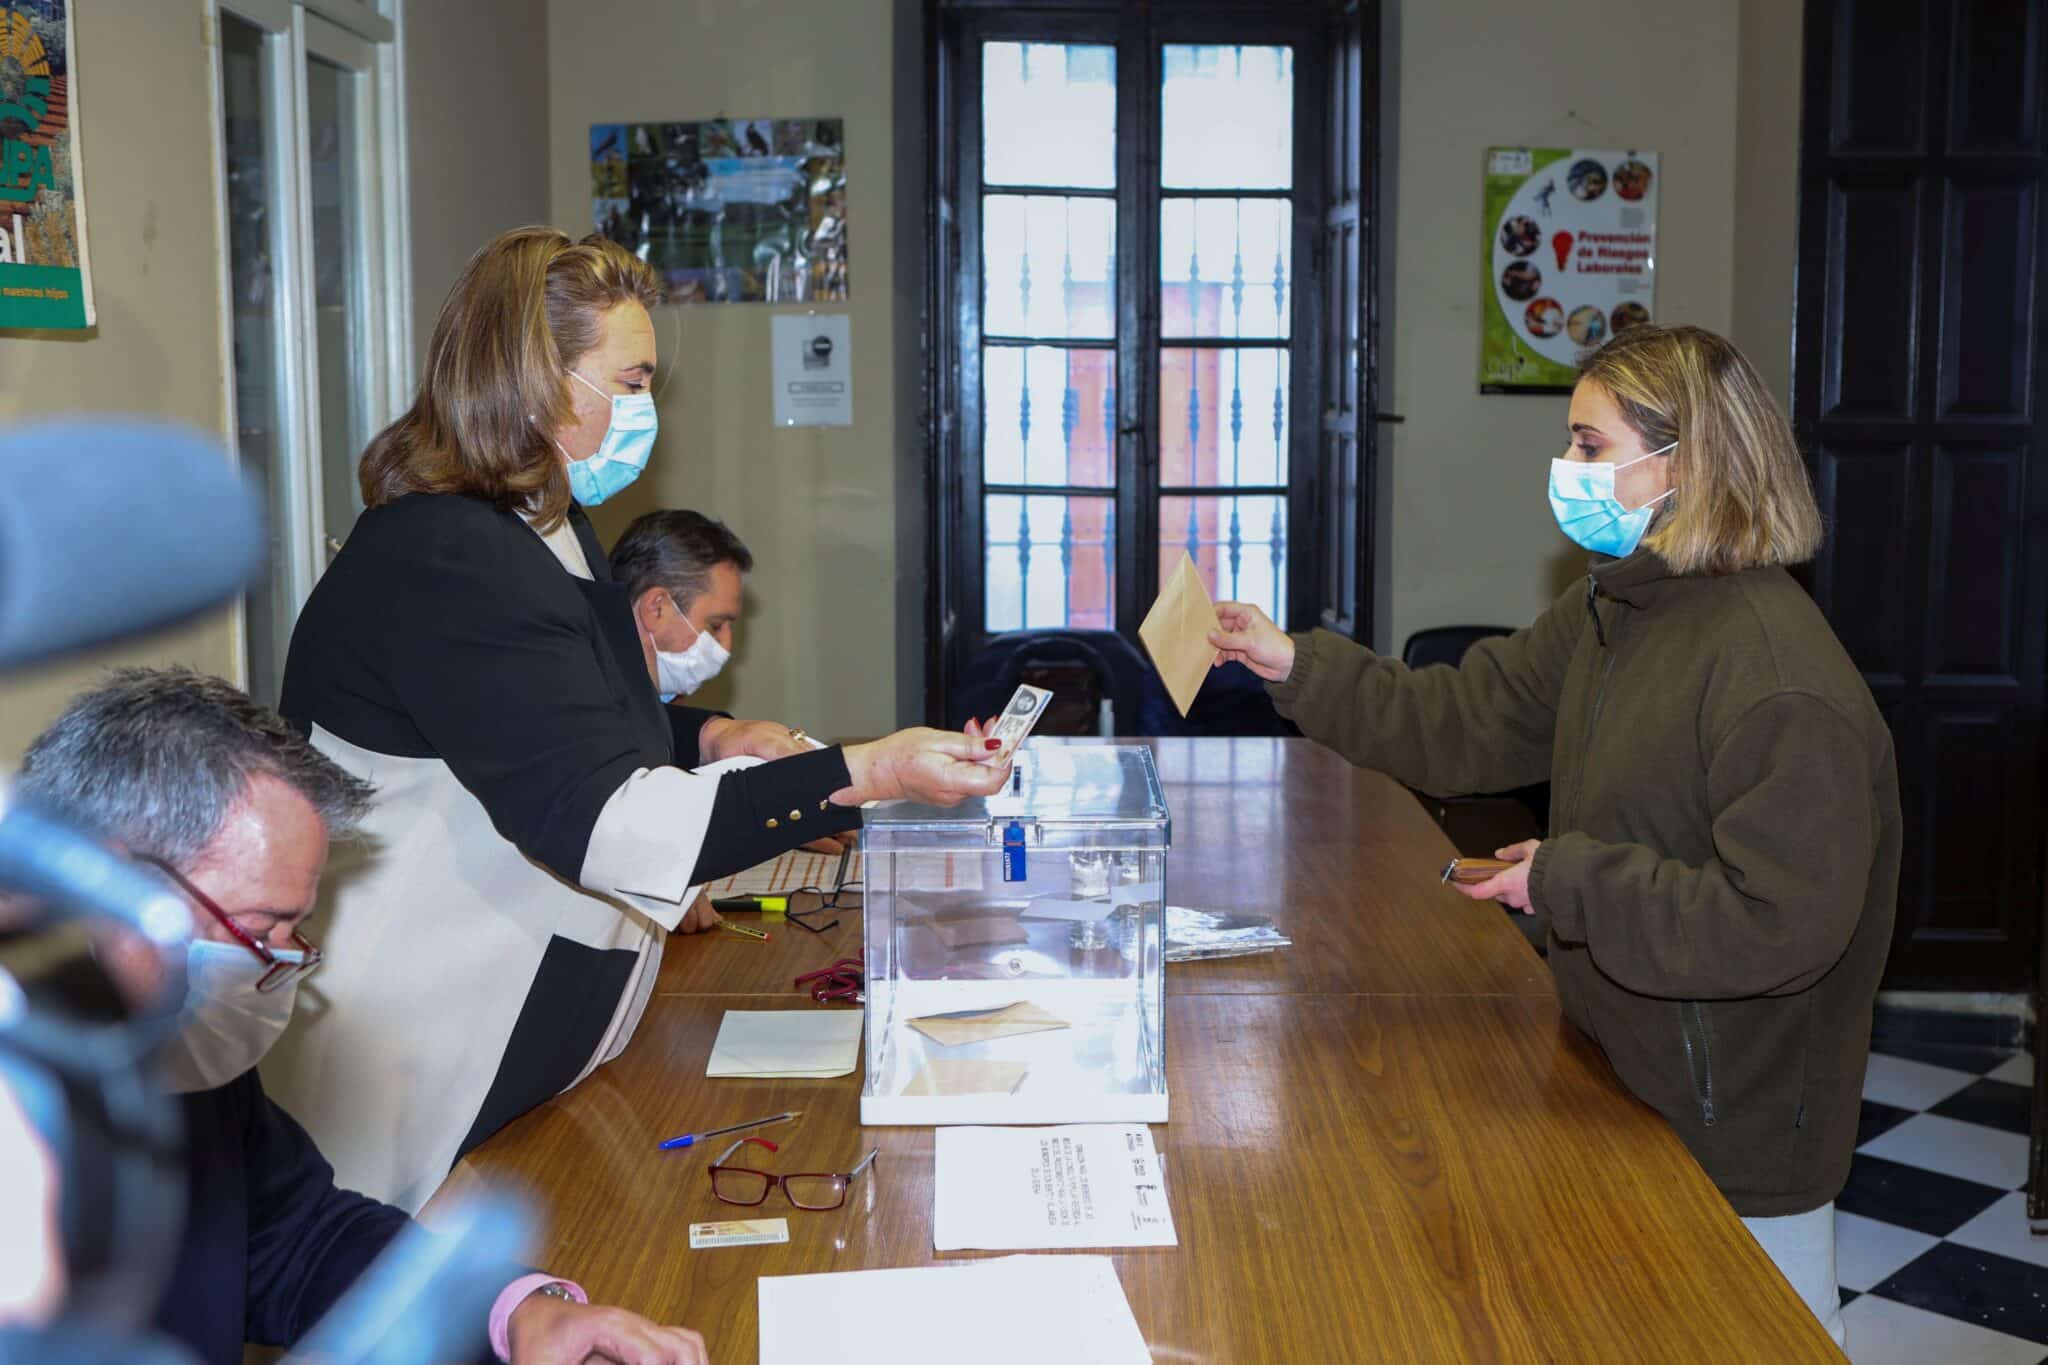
[591,117,847,306]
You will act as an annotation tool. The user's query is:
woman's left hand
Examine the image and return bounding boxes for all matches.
[1451,839,1540,914]
[699,717,814,763]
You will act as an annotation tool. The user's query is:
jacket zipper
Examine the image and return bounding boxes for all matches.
[1680,1002,1718,1126]
[1573,574,1617,829]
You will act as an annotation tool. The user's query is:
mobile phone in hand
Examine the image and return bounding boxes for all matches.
[1440,856,1517,886]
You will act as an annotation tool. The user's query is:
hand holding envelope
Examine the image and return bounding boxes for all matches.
[1139,552,1221,717]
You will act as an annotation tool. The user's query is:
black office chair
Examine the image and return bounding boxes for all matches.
[1134,655,1299,738]
[1402,625,1514,673]
[951,631,1150,736]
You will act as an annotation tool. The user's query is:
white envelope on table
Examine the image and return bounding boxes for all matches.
[705,1009,863,1078]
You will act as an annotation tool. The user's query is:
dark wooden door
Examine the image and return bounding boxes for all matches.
[1315,0,1378,642]
[1793,0,2048,989]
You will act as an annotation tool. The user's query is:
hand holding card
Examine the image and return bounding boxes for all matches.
[980,683,1052,762]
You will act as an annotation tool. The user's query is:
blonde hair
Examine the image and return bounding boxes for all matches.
[1577,323,1822,576]
[360,227,665,532]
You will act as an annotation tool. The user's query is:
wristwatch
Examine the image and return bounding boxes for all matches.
[533,1281,578,1304]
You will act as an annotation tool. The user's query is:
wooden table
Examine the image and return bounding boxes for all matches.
[428,738,1841,1362]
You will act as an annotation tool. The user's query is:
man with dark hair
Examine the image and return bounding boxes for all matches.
[607,509,753,704]
[17,668,708,1365]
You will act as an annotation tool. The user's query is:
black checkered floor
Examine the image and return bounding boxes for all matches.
[1837,1038,2041,1363]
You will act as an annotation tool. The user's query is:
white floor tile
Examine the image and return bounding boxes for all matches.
[1835,1209,1939,1292]
[1842,1294,2046,1365]
[1863,1053,1977,1110]
[1985,1052,2035,1087]
[1859,1114,2033,1192]
[1949,1192,2048,1271]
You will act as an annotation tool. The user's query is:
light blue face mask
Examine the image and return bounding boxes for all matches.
[558,369,657,506]
[1548,442,1677,558]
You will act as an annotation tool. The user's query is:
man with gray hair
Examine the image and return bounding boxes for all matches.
[17,667,709,1365]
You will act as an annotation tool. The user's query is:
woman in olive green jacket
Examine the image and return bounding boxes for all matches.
[1211,324,1900,1350]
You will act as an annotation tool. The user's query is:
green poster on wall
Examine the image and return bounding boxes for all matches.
[1480,146,1657,394]
[0,1,93,331]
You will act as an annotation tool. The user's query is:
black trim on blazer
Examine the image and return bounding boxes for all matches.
[454,935,640,1164]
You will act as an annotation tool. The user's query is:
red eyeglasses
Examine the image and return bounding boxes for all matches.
[138,855,322,994]
[707,1137,878,1211]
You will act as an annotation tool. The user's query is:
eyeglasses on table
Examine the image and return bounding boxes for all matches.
[707,1137,878,1211]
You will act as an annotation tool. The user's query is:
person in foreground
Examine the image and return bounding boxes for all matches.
[268,227,1008,1212]
[1209,323,1899,1348]
[16,668,708,1364]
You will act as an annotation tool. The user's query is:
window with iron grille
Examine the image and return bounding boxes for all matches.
[926,1,1376,727]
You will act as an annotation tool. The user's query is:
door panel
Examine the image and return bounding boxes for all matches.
[1949,0,2040,154]
[1811,442,1914,682]
[1938,179,2036,419]
[1828,0,1930,155]
[1821,178,1922,421]
[1926,445,2025,681]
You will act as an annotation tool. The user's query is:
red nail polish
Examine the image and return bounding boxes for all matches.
[985,738,1002,750]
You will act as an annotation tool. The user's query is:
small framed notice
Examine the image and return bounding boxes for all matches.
[771,312,852,426]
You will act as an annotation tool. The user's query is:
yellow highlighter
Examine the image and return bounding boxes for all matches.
[712,894,788,917]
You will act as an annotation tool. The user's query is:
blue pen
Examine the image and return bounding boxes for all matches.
[657,1108,801,1151]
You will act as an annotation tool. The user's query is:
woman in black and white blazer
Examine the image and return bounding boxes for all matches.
[265,227,1006,1211]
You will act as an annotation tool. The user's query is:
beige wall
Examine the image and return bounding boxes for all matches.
[1373,0,1795,654]
[404,0,551,356]
[547,0,905,740]
[0,2,238,759]
[1733,0,1804,408]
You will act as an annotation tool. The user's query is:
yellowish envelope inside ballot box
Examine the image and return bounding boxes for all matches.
[906,1000,1069,1047]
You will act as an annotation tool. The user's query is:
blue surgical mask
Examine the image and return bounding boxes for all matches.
[558,369,657,506]
[1548,443,1677,558]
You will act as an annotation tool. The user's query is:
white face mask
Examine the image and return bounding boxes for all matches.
[654,596,731,701]
[155,939,301,1094]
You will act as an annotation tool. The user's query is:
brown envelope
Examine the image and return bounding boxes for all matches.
[906,1000,1070,1047]
[1140,551,1220,717]
[901,1059,1030,1096]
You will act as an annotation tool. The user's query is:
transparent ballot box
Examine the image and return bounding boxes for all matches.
[861,743,1170,1125]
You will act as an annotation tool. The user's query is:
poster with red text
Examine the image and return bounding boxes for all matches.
[1480,147,1656,393]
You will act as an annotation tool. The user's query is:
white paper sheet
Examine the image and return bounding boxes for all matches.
[934,1124,1178,1251]
[705,1009,863,1078]
[758,1256,1149,1365]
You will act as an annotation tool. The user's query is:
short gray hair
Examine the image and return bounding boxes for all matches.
[17,667,374,868]
[607,509,753,609]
